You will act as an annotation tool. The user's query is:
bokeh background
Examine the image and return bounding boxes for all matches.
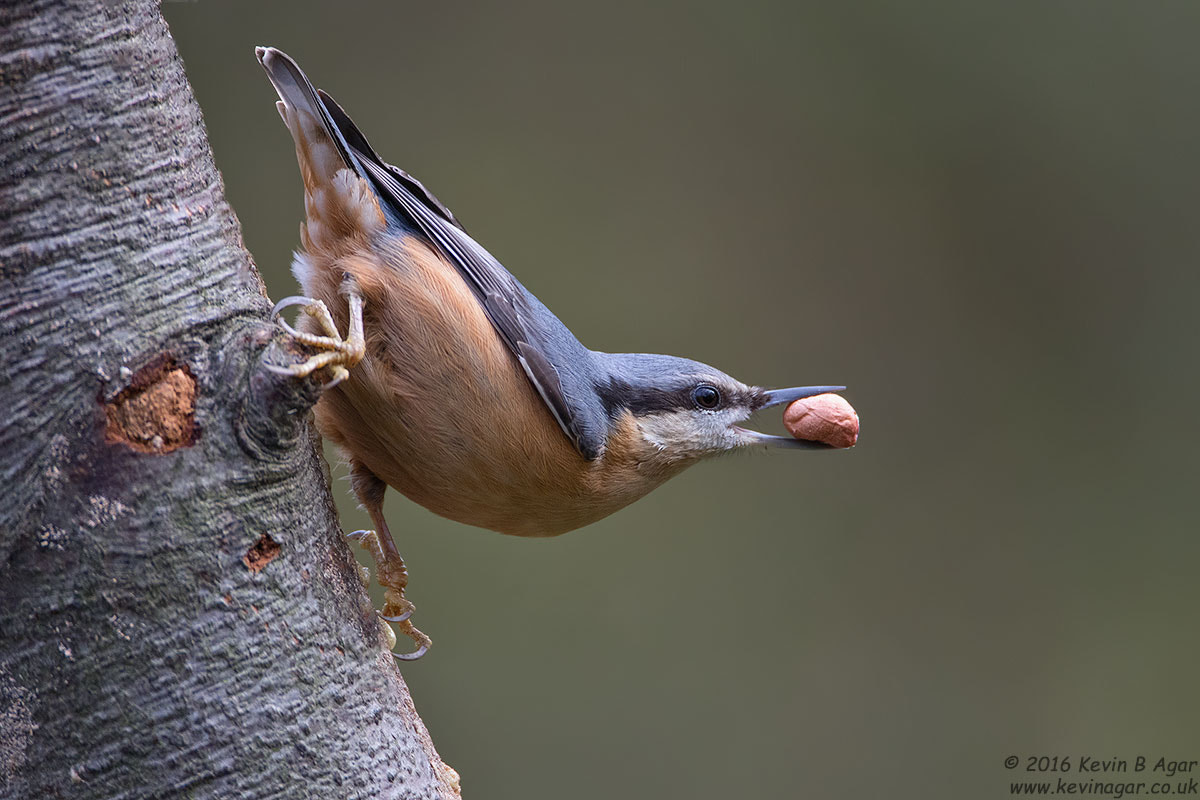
[163,2,1200,797]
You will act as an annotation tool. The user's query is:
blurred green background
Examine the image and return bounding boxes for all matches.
[164,2,1200,797]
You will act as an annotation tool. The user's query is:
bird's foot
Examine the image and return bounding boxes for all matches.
[381,590,431,661]
[347,529,431,661]
[267,292,365,388]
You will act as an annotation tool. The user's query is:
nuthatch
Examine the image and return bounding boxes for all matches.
[257,47,846,659]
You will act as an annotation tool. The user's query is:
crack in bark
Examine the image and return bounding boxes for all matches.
[102,355,199,453]
[242,533,281,574]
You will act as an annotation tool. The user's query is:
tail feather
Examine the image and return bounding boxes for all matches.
[256,47,358,175]
[256,46,384,253]
[259,46,467,238]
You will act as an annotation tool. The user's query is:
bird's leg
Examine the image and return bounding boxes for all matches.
[348,462,431,660]
[266,283,366,388]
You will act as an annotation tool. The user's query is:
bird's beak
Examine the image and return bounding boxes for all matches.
[759,385,846,409]
[733,385,846,450]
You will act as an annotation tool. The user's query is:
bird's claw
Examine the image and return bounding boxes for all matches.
[393,642,430,661]
[380,594,430,661]
[387,616,432,661]
[380,610,431,661]
[380,608,414,624]
[267,293,365,384]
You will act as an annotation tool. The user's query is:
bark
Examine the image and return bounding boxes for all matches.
[0,1,459,798]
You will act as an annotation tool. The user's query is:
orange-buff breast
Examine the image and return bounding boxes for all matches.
[297,233,690,536]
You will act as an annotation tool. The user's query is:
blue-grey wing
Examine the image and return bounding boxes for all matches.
[316,91,607,460]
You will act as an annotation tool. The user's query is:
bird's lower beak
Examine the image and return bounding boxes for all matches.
[733,385,846,449]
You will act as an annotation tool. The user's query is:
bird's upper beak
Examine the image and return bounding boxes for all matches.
[734,385,846,449]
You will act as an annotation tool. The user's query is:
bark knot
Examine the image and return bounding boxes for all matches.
[104,356,198,453]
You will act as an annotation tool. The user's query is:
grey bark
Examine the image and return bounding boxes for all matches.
[0,1,460,798]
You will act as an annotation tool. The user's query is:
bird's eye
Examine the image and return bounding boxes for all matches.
[693,384,721,410]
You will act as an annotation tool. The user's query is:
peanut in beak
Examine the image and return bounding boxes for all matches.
[783,394,859,449]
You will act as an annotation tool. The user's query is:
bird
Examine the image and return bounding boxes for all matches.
[256,47,846,659]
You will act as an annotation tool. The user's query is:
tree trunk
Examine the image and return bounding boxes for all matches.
[0,1,460,797]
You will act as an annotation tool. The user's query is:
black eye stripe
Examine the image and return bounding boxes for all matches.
[597,380,690,416]
[597,378,748,417]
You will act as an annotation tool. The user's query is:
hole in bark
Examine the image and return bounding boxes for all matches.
[103,356,198,453]
[243,534,281,573]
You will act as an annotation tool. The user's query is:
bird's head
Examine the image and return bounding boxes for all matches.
[593,353,840,462]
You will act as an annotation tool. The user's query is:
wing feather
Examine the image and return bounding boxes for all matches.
[351,137,594,457]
